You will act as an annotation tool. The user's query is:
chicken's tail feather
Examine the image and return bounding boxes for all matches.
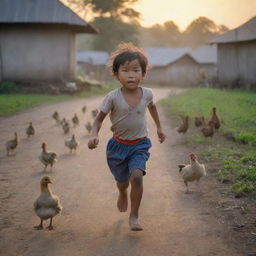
[178,164,186,172]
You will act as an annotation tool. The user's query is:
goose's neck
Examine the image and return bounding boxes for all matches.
[41,184,52,194]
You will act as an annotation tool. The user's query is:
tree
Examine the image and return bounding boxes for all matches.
[91,17,140,52]
[66,0,141,52]
[217,25,229,34]
[162,21,180,46]
[182,17,229,47]
[138,21,181,47]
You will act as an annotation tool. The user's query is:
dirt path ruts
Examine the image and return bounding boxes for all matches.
[0,88,241,256]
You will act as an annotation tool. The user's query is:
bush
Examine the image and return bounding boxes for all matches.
[0,81,18,93]
[235,132,256,145]
[231,182,255,193]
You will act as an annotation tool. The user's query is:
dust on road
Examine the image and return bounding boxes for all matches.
[0,88,240,256]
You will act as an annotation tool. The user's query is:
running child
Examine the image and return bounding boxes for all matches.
[88,43,166,231]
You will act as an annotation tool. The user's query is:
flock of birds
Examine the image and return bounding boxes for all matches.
[4,105,98,230]
[176,107,221,137]
[176,107,223,193]
[3,105,221,229]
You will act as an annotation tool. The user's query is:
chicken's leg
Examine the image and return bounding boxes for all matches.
[197,180,202,192]
[47,217,54,230]
[184,181,189,193]
[34,219,43,230]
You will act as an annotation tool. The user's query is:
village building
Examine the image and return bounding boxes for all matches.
[144,46,217,86]
[76,51,112,82]
[210,17,256,89]
[0,0,96,89]
[190,45,217,78]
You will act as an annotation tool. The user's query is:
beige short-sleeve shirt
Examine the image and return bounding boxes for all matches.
[99,87,153,140]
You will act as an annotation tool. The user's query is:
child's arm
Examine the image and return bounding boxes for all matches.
[148,104,166,143]
[88,111,107,149]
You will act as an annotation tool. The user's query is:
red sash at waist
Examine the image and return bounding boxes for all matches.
[114,136,146,145]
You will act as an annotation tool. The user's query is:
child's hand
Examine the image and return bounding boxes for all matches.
[88,136,99,149]
[157,127,166,143]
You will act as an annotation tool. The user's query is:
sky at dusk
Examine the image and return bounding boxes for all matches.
[133,0,256,30]
[61,0,256,31]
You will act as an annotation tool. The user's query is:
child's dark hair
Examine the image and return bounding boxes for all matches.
[109,43,148,76]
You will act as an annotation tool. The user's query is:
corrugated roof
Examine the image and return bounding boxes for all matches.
[144,47,190,67]
[189,45,217,64]
[77,46,217,67]
[0,0,96,33]
[210,16,256,44]
[77,51,109,65]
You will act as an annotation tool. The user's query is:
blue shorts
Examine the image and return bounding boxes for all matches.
[106,137,152,182]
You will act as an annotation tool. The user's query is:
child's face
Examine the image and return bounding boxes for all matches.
[115,59,144,90]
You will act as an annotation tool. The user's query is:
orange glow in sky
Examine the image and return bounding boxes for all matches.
[133,0,256,30]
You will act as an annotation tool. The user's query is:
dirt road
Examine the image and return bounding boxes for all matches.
[0,88,240,256]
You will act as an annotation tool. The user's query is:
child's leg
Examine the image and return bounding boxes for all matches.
[116,181,129,212]
[129,169,143,231]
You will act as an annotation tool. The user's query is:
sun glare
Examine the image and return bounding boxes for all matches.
[133,0,256,30]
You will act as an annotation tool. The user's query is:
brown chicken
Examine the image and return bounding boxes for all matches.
[39,143,57,171]
[91,109,98,118]
[85,121,92,135]
[6,132,19,156]
[208,107,221,130]
[26,122,35,138]
[65,134,80,153]
[201,121,215,137]
[72,114,79,127]
[194,116,205,127]
[52,111,60,124]
[177,116,189,134]
[62,119,70,134]
[60,117,66,126]
[178,153,206,193]
[82,105,87,114]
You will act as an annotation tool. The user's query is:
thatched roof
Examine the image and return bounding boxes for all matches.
[0,0,96,33]
[210,16,256,44]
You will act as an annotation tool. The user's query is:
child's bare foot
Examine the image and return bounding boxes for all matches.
[117,191,128,212]
[129,215,143,231]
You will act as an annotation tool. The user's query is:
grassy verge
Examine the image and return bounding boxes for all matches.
[0,82,118,116]
[161,88,256,145]
[202,146,256,196]
[160,88,256,194]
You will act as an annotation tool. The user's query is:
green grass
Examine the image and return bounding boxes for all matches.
[161,88,256,194]
[0,82,118,116]
[202,144,256,194]
[185,136,206,143]
[161,88,256,145]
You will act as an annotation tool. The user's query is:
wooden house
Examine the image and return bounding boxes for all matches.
[210,17,256,89]
[0,0,96,85]
[144,47,216,86]
[77,51,112,81]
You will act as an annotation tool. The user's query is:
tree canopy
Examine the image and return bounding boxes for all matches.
[68,0,230,50]
[139,16,229,48]
[67,0,141,52]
